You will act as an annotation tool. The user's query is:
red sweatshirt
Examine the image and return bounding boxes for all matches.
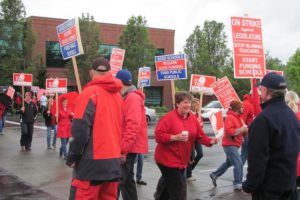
[154,110,212,169]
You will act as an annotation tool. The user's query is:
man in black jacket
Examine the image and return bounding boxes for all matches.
[19,92,37,151]
[242,72,299,200]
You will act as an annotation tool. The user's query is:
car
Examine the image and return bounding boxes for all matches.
[145,106,157,123]
[201,100,227,122]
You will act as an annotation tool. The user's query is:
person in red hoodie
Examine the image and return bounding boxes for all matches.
[56,97,73,160]
[115,69,148,200]
[209,100,248,191]
[66,58,123,200]
[241,94,254,166]
[154,91,217,200]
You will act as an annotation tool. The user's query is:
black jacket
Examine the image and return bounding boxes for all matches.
[242,96,300,196]
[43,109,53,126]
[18,101,37,123]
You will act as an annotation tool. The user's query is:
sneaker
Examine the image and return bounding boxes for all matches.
[136,180,147,185]
[20,146,26,151]
[209,173,217,187]
[234,184,242,191]
[47,146,51,150]
[52,144,56,149]
[187,177,196,181]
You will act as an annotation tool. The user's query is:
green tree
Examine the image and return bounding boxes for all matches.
[119,15,156,84]
[0,0,35,85]
[285,48,300,93]
[265,52,285,70]
[182,20,230,90]
[67,13,101,87]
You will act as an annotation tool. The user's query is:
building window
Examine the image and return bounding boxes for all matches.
[99,44,118,60]
[46,41,69,68]
[156,48,165,56]
[144,86,163,106]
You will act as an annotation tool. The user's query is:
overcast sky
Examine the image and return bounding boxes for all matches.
[22,0,300,64]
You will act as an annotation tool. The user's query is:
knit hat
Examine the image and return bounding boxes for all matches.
[229,100,242,112]
[116,69,132,86]
[92,58,111,72]
[258,72,287,89]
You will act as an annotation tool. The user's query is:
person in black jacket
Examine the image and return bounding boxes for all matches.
[43,97,57,149]
[242,72,299,200]
[18,92,37,151]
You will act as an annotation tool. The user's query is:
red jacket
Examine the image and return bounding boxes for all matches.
[242,95,254,126]
[222,110,244,147]
[57,107,72,138]
[67,73,123,181]
[121,88,148,154]
[155,110,212,169]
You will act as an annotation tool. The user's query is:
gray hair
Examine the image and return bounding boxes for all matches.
[267,88,286,99]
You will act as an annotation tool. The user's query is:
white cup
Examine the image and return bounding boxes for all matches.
[182,131,189,137]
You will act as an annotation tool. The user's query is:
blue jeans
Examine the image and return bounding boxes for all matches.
[136,154,144,181]
[241,136,248,166]
[60,138,69,159]
[0,119,3,134]
[46,125,57,148]
[212,146,243,186]
[2,110,6,128]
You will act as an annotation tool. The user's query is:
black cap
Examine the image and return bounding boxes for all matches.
[92,58,111,72]
[259,72,287,89]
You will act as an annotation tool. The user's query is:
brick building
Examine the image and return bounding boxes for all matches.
[30,16,175,109]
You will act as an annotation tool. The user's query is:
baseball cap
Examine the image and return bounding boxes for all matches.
[258,72,287,89]
[116,69,132,86]
[92,58,111,72]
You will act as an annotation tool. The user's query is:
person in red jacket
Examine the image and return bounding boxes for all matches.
[66,58,123,200]
[241,94,254,165]
[56,97,73,160]
[154,91,217,200]
[115,69,148,200]
[209,100,248,191]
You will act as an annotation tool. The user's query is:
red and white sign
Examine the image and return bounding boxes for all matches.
[211,77,240,109]
[189,74,216,94]
[31,86,39,93]
[266,69,284,76]
[209,110,224,139]
[110,48,125,76]
[6,86,15,99]
[231,16,266,78]
[46,78,67,93]
[13,73,33,86]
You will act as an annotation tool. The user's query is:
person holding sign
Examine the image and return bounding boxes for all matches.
[154,91,217,200]
[243,73,299,199]
[66,58,123,200]
[209,100,247,191]
[42,97,57,149]
[18,92,38,151]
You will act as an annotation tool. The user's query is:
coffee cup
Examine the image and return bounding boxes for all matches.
[182,131,189,137]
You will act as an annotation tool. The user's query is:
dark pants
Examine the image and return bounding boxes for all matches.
[20,122,34,150]
[154,163,186,200]
[252,189,298,200]
[118,153,137,200]
[186,142,203,178]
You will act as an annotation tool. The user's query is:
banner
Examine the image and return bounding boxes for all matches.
[31,86,39,93]
[189,74,216,94]
[209,110,224,139]
[57,18,84,60]
[13,73,33,86]
[155,54,187,80]
[46,78,68,93]
[266,69,284,76]
[6,86,15,99]
[211,76,240,109]
[231,16,266,78]
[138,67,151,88]
[110,48,125,76]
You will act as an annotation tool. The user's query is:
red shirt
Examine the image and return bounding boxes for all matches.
[154,110,212,169]
[222,110,244,147]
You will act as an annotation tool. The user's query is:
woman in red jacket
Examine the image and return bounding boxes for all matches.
[57,97,73,160]
[154,91,217,200]
[209,100,248,191]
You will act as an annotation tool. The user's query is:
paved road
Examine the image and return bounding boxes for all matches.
[0,117,299,199]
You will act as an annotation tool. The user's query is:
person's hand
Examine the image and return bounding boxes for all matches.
[71,112,74,116]
[240,125,248,133]
[210,137,218,144]
[171,133,188,142]
[47,110,50,115]
[21,106,25,112]
[241,189,251,195]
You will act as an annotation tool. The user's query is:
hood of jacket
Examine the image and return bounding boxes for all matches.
[85,73,122,93]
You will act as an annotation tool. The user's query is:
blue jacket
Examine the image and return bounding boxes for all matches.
[242,96,300,196]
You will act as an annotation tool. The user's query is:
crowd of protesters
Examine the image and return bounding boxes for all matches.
[1,59,300,200]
